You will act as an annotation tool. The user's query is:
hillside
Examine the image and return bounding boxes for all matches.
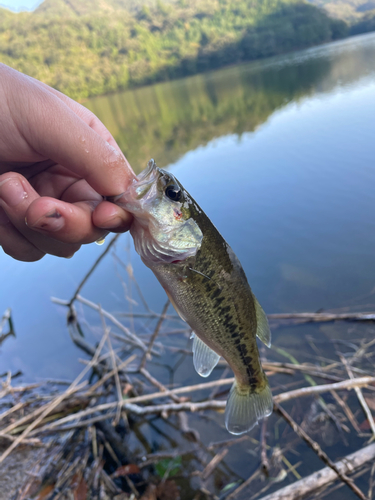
[0,0,348,100]
[308,0,375,22]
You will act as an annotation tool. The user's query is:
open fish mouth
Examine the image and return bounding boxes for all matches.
[137,158,157,182]
[104,159,159,207]
[134,159,159,200]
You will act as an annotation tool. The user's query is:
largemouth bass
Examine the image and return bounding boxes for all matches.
[111,159,273,434]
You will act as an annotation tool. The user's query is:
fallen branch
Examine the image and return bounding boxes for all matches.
[257,443,375,500]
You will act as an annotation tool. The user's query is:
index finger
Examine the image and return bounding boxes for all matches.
[3,65,136,196]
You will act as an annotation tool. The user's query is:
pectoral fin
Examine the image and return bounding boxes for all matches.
[254,296,271,347]
[191,333,220,377]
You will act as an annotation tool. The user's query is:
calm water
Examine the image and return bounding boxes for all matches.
[1,33,375,497]
[2,33,375,379]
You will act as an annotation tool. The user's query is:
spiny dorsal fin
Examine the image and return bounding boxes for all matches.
[254,296,271,347]
[191,333,220,378]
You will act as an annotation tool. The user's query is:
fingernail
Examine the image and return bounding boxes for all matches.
[27,209,65,232]
[0,178,28,207]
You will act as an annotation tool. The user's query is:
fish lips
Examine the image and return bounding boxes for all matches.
[105,159,160,212]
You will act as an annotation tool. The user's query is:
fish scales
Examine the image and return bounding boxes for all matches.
[153,215,266,392]
[110,159,273,434]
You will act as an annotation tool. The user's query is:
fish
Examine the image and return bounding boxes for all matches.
[109,159,273,434]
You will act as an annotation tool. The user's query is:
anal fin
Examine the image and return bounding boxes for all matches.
[191,333,220,378]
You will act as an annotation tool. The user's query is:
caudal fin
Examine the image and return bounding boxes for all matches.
[225,381,273,435]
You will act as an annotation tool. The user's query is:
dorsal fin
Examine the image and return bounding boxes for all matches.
[254,296,271,347]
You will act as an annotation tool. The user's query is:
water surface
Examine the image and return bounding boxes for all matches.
[2,33,375,379]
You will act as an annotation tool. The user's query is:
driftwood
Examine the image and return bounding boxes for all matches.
[258,443,375,500]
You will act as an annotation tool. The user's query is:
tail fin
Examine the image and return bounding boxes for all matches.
[225,381,273,435]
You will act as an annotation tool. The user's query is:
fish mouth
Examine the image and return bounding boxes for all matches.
[137,159,157,182]
[104,159,160,210]
[134,159,159,199]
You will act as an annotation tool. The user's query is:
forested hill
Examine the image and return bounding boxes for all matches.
[0,0,348,100]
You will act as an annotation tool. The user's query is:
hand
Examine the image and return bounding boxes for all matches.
[0,64,135,262]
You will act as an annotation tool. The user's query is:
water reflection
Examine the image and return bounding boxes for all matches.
[1,33,375,382]
[85,33,375,172]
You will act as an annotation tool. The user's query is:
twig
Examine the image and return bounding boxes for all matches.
[260,419,269,477]
[330,390,361,433]
[0,308,13,336]
[368,462,375,500]
[257,443,375,500]
[125,400,225,415]
[226,469,261,500]
[201,449,229,480]
[74,295,149,352]
[139,299,170,369]
[86,355,137,395]
[68,234,120,306]
[340,355,375,440]
[105,326,123,426]
[140,367,181,403]
[24,376,375,434]
[274,402,367,500]
[275,377,375,403]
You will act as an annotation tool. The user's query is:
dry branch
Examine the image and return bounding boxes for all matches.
[257,443,375,500]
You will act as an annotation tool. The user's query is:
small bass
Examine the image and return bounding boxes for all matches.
[111,160,273,434]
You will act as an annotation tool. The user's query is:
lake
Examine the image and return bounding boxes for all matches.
[1,32,375,498]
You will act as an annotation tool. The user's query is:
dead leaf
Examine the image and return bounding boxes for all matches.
[70,473,88,500]
[112,464,141,477]
[35,484,54,500]
[74,478,88,500]
[364,396,375,411]
[359,419,370,431]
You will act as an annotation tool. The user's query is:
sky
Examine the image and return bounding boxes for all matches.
[0,0,43,12]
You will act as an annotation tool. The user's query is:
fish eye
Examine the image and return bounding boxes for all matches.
[165,184,182,202]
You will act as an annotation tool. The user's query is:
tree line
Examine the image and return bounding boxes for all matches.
[0,0,349,100]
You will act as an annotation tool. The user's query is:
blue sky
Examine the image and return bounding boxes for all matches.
[0,0,43,12]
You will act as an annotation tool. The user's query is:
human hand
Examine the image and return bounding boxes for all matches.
[0,64,135,262]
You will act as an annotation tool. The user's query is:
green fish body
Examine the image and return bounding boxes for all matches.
[114,160,273,434]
